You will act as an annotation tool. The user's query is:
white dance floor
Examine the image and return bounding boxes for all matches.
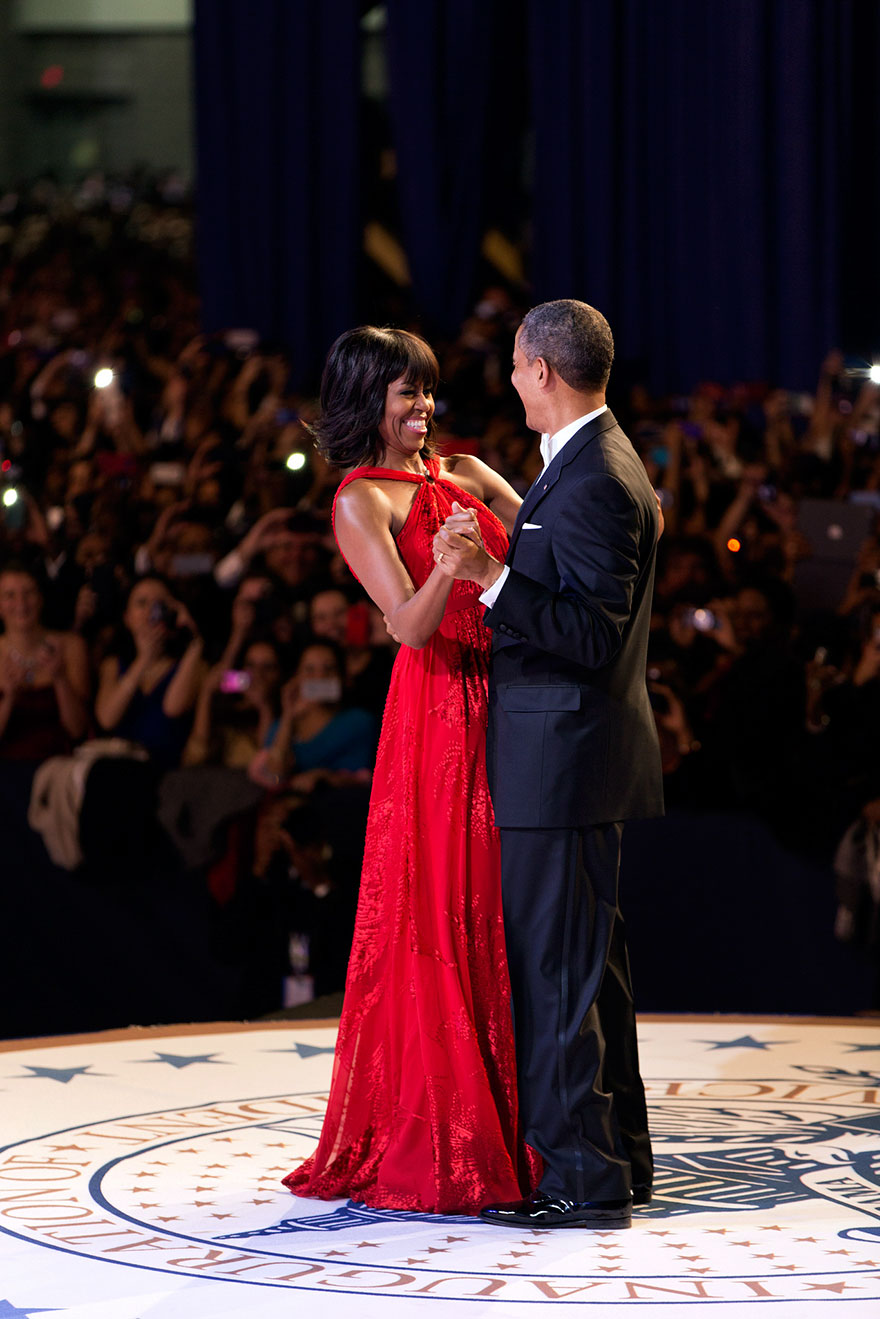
[1,1015,879,1318]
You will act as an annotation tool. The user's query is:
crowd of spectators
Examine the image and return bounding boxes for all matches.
[2,175,880,1019]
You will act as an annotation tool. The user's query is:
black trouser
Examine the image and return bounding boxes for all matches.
[499,823,652,1202]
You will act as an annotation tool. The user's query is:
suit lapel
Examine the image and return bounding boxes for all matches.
[507,409,618,559]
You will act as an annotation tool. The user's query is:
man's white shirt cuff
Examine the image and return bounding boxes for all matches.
[479,565,509,608]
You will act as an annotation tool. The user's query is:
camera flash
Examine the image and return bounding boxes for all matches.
[286,452,307,472]
[2,487,18,507]
[870,364,880,385]
[94,368,114,389]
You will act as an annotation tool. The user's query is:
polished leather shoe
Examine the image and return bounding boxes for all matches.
[480,1191,632,1230]
[632,1183,652,1207]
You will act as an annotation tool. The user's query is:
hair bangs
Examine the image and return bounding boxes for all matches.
[396,334,439,394]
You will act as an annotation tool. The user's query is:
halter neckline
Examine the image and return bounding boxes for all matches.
[337,455,441,486]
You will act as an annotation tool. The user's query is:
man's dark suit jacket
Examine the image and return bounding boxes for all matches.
[485,408,664,829]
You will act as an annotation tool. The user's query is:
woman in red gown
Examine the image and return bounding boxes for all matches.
[283,327,540,1214]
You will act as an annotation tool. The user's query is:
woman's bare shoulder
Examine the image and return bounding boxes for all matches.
[334,477,393,526]
[48,627,80,648]
[440,453,498,493]
[440,452,477,474]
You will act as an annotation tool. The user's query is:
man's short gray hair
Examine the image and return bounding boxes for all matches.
[518,299,614,392]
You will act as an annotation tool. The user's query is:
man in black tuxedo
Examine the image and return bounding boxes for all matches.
[434,299,663,1230]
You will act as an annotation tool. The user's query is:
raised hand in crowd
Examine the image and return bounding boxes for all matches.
[184,437,225,499]
[853,618,880,688]
[837,538,880,618]
[647,677,700,774]
[253,640,374,793]
[183,638,282,769]
[139,499,192,575]
[214,507,293,589]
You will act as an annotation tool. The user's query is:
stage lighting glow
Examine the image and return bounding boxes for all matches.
[869,364,880,385]
[40,65,64,90]
[727,537,741,553]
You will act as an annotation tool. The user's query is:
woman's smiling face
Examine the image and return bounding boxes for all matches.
[377,375,434,462]
[0,571,42,630]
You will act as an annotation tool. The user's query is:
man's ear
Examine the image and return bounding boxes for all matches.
[533,355,551,389]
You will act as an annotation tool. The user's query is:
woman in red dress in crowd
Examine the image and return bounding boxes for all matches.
[283,326,540,1214]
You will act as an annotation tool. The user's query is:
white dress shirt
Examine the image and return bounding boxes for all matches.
[479,405,608,608]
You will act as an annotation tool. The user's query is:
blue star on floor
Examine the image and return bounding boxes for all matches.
[264,1043,336,1060]
[16,1065,103,1084]
[0,1301,60,1317]
[844,1042,880,1053]
[138,1052,229,1070]
[697,1035,796,1051]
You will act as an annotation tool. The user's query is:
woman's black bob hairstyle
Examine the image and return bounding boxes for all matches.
[311,326,439,469]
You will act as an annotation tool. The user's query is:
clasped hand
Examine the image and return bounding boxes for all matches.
[432,502,495,585]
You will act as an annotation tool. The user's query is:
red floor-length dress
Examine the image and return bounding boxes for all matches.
[283,457,540,1214]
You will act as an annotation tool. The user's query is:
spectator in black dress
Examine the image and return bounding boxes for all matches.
[95,575,205,769]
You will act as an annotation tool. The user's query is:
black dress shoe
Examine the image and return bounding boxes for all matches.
[632,1183,652,1207]
[480,1191,632,1230]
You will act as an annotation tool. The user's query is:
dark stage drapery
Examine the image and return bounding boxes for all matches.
[193,0,360,384]
[526,0,870,390]
[384,0,504,337]
[193,0,880,391]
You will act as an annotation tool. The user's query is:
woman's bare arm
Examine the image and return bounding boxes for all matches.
[333,483,455,650]
[442,455,522,534]
[53,633,90,739]
[95,653,151,730]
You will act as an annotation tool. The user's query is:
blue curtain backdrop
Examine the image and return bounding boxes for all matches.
[193,0,360,384]
[193,0,879,391]
[525,0,867,389]
[384,0,506,337]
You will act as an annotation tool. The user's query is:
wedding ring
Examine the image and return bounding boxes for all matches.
[438,552,445,562]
